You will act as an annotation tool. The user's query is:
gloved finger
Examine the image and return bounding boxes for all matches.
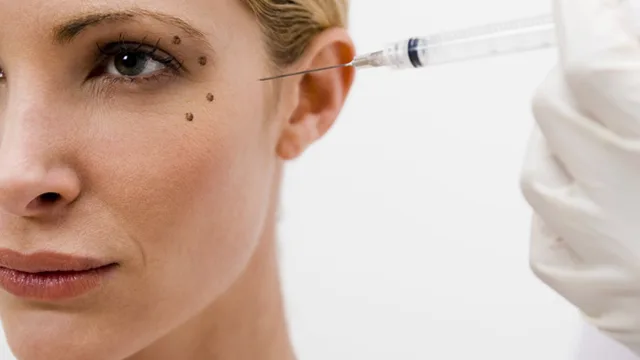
[525,112,640,260]
[531,67,627,197]
[533,66,640,215]
[555,0,640,137]
[520,126,604,265]
[529,214,582,280]
[529,215,607,304]
[521,123,640,264]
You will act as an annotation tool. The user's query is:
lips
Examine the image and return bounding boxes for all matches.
[0,249,117,301]
[0,249,110,273]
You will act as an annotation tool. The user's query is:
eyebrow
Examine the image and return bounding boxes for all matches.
[52,9,210,47]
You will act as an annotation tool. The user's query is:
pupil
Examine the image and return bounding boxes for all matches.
[115,53,147,76]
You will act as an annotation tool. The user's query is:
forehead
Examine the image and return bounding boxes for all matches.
[0,0,245,45]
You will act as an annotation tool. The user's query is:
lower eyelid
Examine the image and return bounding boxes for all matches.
[105,69,176,83]
[101,68,179,87]
[90,69,179,96]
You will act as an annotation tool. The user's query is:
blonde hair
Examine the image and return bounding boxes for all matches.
[241,0,349,67]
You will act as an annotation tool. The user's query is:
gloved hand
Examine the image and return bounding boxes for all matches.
[520,0,640,355]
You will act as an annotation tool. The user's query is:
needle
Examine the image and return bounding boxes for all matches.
[259,63,352,81]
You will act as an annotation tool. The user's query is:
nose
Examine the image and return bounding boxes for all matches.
[0,161,81,217]
[0,73,82,218]
[0,114,81,217]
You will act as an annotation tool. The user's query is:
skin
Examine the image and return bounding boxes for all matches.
[0,0,355,359]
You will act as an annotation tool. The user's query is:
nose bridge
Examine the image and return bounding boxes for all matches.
[2,41,76,142]
[1,88,56,164]
[3,71,56,134]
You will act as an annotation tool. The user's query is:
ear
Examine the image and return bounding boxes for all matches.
[276,28,356,160]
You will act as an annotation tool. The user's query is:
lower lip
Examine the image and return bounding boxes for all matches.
[0,264,117,301]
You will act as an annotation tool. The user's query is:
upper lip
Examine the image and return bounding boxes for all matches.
[0,249,110,273]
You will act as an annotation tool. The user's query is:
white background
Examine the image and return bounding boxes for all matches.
[0,0,636,359]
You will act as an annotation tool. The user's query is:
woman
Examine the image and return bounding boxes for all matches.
[0,0,355,359]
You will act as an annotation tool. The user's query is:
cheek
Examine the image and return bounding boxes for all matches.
[84,94,274,298]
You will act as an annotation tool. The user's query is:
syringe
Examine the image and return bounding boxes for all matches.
[259,5,640,81]
[351,14,557,70]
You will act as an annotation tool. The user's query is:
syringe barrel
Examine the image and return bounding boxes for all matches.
[385,27,557,69]
[384,23,557,69]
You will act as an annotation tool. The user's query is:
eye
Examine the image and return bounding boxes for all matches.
[0,67,5,81]
[107,52,165,77]
[93,41,182,81]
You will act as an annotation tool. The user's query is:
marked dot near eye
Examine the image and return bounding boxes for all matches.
[186,113,194,122]
[198,56,207,66]
[172,36,181,45]
[206,93,214,102]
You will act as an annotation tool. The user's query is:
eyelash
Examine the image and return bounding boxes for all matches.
[92,36,184,86]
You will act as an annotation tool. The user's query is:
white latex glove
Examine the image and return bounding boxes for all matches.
[520,0,640,355]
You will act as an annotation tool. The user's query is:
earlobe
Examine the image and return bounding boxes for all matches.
[276,128,305,160]
[277,112,323,160]
[276,28,356,161]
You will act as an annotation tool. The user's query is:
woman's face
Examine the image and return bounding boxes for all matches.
[0,0,286,358]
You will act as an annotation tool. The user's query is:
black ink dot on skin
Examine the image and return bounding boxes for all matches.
[198,56,207,66]
[206,93,214,102]
[172,36,181,45]
[186,113,194,121]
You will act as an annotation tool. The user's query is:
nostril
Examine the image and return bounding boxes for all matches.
[24,192,63,213]
[38,192,61,204]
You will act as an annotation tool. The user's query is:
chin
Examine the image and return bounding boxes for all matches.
[7,338,115,360]
[8,345,113,360]
[2,312,141,360]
